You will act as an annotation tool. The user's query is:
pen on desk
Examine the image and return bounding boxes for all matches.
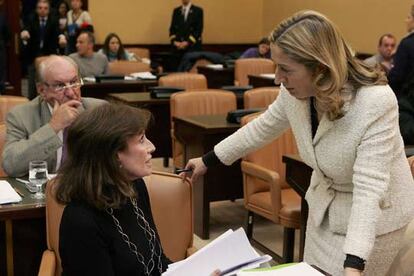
[13,187,24,198]
[16,178,30,185]
[175,168,193,174]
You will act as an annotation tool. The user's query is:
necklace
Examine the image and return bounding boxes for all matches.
[107,198,164,275]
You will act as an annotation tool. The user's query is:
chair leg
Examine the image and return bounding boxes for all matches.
[245,211,254,239]
[282,227,295,263]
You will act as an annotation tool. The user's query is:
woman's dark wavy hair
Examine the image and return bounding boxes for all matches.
[102,33,128,61]
[55,103,151,209]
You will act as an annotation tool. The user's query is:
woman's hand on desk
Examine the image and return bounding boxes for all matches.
[181,157,208,184]
[344,267,363,276]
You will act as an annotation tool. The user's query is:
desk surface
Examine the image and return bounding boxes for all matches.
[173,114,240,133]
[107,92,170,105]
[0,178,45,220]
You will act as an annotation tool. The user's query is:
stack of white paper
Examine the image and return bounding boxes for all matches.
[259,73,275,79]
[163,228,271,276]
[237,262,324,275]
[129,72,157,80]
[205,64,224,69]
[0,180,22,204]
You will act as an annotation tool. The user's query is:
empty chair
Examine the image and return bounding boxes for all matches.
[241,111,300,263]
[38,171,194,276]
[108,60,151,75]
[243,87,280,109]
[235,58,276,86]
[159,73,207,91]
[125,47,150,60]
[170,90,236,168]
[0,95,29,123]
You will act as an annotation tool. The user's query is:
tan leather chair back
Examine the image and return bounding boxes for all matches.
[0,124,7,177]
[170,90,237,167]
[45,178,65,276]
[0,96,28,123]
[191,59,212,73]
[42,171,193,275]
[125,47,150,59]
[235,58,276,86]
[241,112,297,189]
[244,87,280,109]
[159,73,207,91]
[108,60,151,75]
[143,171,193,261]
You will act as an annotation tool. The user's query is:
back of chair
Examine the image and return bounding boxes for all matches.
[235,58,276,86]
[159,73,207,91]
[143,171,193,261]
[45,179,65,276]
[0,96,28,123]
[241,112,297,189]
[125,47,150,59]
[0,124,7,177]
[108,60,151,75]
[244,87,280,109]
[170,90,237,167]
[43,171,193,275]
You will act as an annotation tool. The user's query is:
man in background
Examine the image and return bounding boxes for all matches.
[364,33,396,74]
[240,37,271,59]
[2,55,104,177]
[69,31,108,77]
[169,0,203,71]
[20,0,66,99]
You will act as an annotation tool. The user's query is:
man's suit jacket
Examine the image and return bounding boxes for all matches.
[169,4,203,50]
[388,32,414,98]
[22,14,61,63]
[214,84,414,260]
[2,96,105,177]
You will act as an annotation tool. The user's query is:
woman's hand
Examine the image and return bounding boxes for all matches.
[181,157,208,183]
[344,267,363,276]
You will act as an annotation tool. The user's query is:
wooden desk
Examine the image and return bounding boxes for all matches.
[282,154,312,261]
[173,114,242,239]
[81,79,158,99]
[107,93,171,165]
[248,74,276,88]
[0,178,46,276]
[197,66,234,89]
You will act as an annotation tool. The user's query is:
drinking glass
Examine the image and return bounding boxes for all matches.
[29,160,48,199]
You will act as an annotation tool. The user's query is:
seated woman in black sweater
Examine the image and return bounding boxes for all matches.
[55,103,170,275]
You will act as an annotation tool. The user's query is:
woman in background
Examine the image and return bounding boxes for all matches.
[56,103,170,275]
[98,33,137,62]
[66,0,92,53]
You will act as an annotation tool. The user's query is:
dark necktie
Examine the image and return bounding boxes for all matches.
[60,128,68,165]
[39,18,46,48]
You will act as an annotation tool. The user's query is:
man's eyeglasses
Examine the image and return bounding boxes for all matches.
[43,78,84,93]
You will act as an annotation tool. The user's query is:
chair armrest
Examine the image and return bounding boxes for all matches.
[241,160,279,183]
[38,250,56,276]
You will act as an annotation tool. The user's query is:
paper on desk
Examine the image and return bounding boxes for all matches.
[129,72,157,80]
[259,73,275,79]
[0,180,22,204]
[163,228,270,276]
[237,262,324,275]
[205,64,224,69]
[83,77,96,82]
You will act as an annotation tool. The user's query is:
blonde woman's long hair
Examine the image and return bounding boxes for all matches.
[270,10,387,120]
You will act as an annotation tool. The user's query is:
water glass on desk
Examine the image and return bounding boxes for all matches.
[29,160,48,199]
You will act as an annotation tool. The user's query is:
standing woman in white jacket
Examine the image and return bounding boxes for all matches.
[183,10,414,276]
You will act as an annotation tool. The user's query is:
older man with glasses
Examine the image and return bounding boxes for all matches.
[2,55,105,177]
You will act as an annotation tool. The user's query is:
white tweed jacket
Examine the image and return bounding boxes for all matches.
[214,84,414,260]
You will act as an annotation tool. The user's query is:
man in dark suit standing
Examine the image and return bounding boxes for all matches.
[20,0,66,99]
[169,0,203,71]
